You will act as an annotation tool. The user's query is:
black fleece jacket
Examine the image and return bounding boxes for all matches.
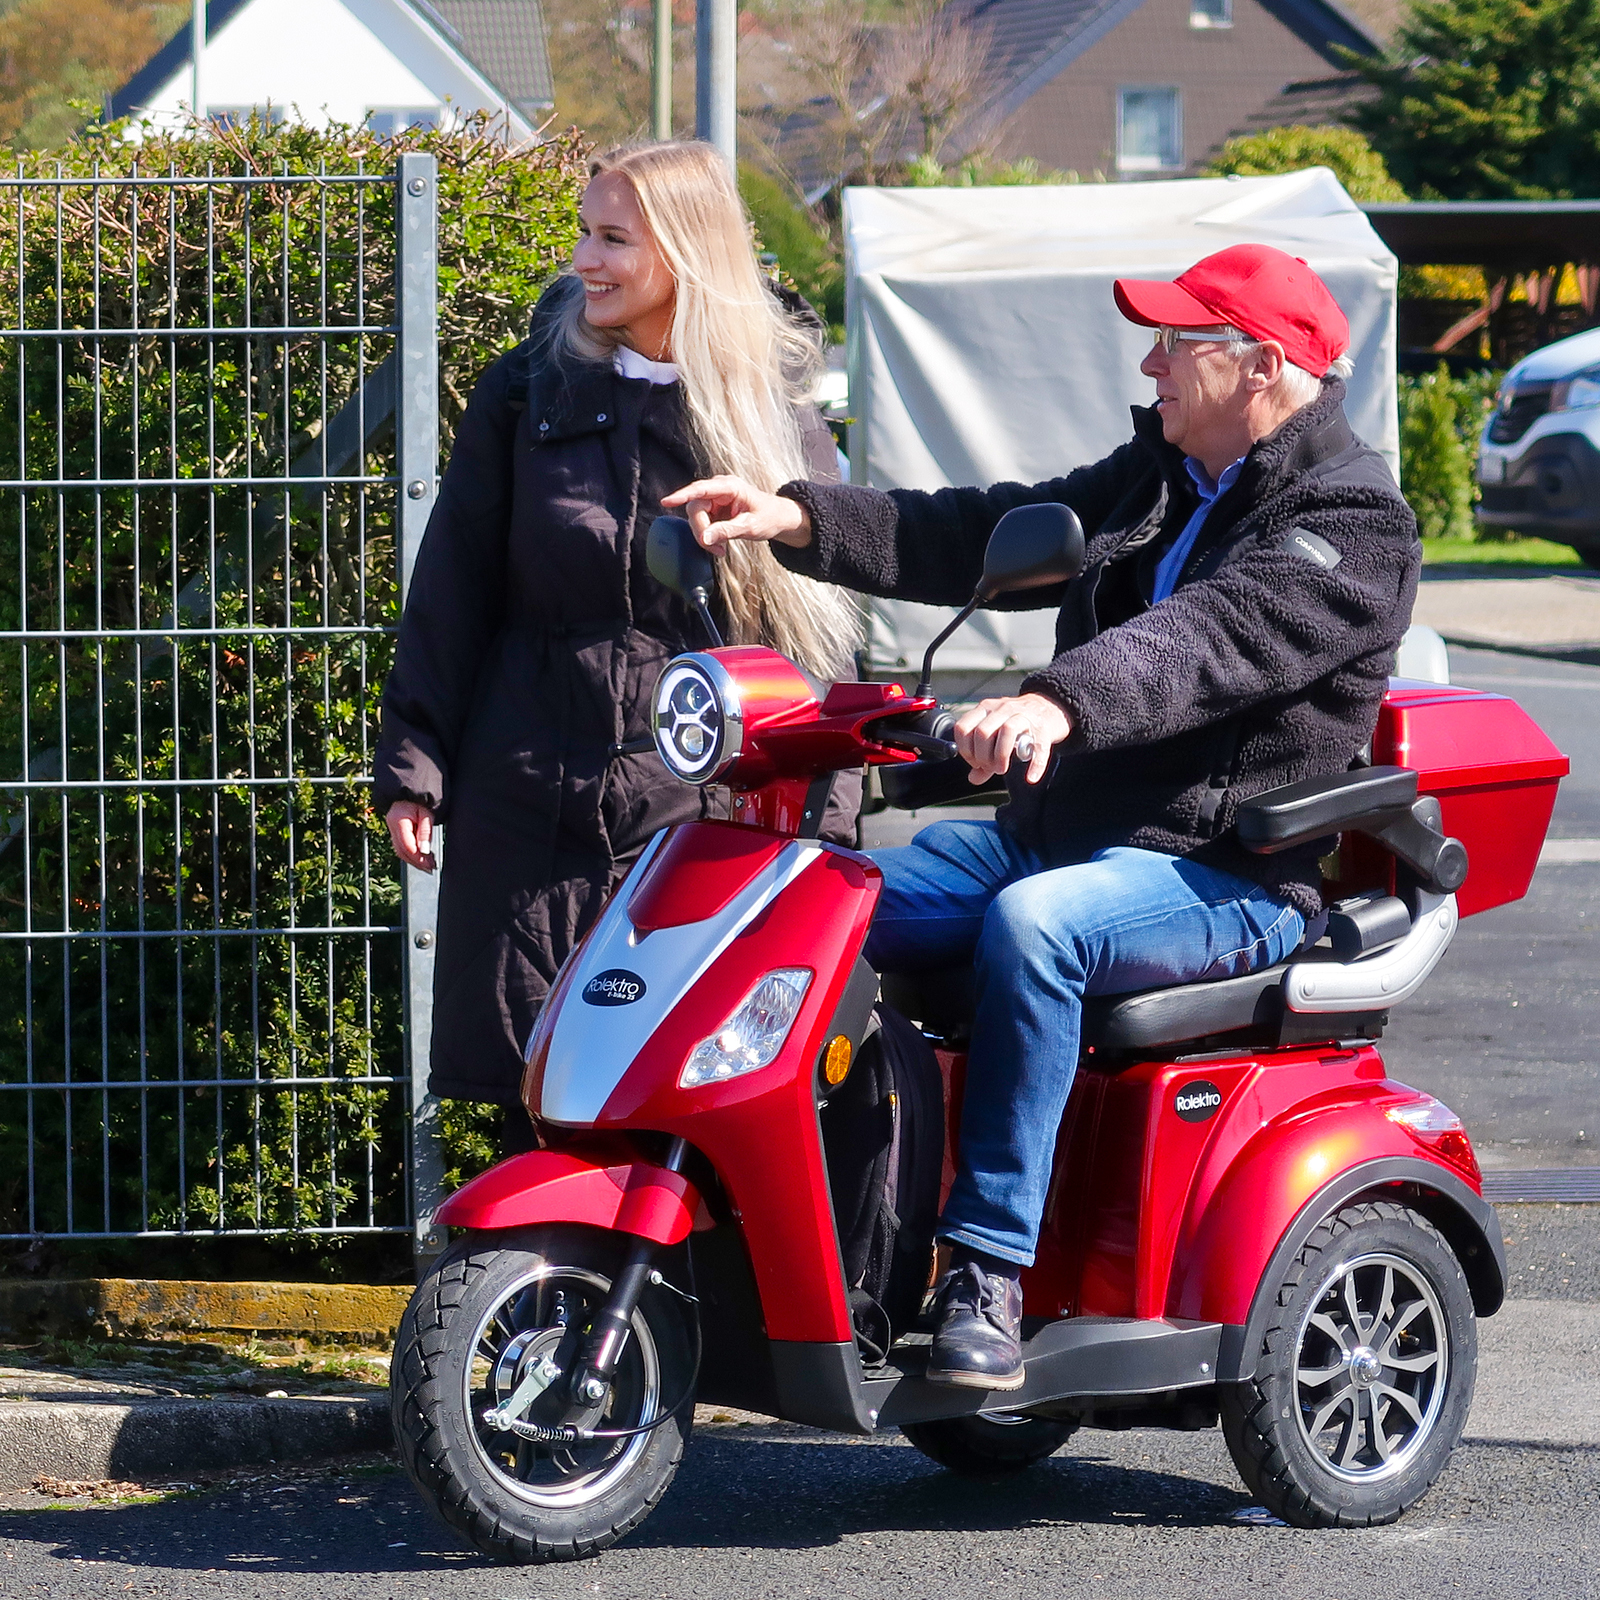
[775,380,1421,917]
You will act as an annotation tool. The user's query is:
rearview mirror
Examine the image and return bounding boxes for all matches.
[912,501,1087,696]
[646,514,716,602]
[646,515,725,649]
[976,503,1087,600]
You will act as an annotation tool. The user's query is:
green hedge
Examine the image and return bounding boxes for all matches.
[0,115,588,1245]
[1397,364,1503,542]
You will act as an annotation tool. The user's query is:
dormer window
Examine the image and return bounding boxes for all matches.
[1191,0,1233,27]
[1117,87,1183,172]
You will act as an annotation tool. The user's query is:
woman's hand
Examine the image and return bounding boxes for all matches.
[386,801,437,873]
[661,476,813,552]
[953,693,1072,786]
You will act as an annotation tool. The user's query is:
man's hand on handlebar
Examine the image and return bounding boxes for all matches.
[954,693,1072,786]
[661,476,814,552]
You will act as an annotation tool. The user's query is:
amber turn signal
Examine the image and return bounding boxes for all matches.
[821,1035,852,1087]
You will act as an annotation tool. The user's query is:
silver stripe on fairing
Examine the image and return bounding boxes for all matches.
[538,837,826,1124]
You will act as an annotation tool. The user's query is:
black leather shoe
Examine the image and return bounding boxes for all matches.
[925,1260,1025,1390]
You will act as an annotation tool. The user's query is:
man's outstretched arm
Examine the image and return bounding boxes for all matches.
[663,442,1144,611]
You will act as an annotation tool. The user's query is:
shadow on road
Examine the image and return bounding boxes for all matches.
[0,1435,1250,1574]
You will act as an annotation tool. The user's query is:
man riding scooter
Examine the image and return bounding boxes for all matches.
[664,243,1420,1392]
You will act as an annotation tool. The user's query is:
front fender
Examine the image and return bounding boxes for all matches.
[433,1150,701,1245]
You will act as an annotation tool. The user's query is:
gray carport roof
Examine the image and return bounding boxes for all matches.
[1361,201,1600,269]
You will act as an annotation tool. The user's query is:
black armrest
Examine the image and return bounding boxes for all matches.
[1237,766,1418,850]
[1238,765,1469,896]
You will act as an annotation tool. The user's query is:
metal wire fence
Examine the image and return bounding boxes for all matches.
[0,153,440,1250]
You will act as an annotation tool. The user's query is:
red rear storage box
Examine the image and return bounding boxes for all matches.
[1373,680,1569,917]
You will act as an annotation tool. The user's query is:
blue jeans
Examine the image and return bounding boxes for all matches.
[864,821,1306,1267]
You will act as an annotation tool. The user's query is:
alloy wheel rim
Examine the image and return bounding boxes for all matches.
[1292,1249,1449,1483]
[464,1264,661,1509]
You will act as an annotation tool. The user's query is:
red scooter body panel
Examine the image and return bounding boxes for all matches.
[520,823,882,1346]
[627,825,789,933]
[434,1145,702,1244]
[592,843,882,1344]
[1022,1044,1477,1326]
[1170,1083,1455,1325]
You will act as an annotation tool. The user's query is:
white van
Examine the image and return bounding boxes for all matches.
[1476,325,1600,567]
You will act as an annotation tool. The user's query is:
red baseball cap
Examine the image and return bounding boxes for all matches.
[1113,244,1350,378]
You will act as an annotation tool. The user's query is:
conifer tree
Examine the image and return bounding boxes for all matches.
[1351,0,1600,198]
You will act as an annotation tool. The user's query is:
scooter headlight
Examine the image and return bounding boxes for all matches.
[679,968,813,1089]
[654,654,743,784]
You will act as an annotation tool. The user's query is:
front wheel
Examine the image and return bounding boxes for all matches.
[901,1410,1078,1475]
[390,1225,695,1563]
[1221,1200,1477,1528]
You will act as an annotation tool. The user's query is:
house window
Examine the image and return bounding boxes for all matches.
[209,105,286,129]
[1190,0,1232,27]
[367,107,441,137]
[1117,87,1182,172]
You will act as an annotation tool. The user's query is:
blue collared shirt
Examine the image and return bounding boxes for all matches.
[1150,454,1247,604]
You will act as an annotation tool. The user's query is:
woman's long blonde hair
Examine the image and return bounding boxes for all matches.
[548,140,859,681]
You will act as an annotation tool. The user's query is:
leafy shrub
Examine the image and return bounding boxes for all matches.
[1202,125,1407,202]
[0,114,588,1245]
[904,153,1084,186]
[1398,363,1504,541]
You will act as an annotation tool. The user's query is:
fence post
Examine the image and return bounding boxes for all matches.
[397,152,445,1276]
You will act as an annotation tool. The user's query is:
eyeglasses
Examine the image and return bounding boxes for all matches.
[1153,324,1245,353]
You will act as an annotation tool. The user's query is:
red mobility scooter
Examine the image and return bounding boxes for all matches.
[390,508,1567,1563]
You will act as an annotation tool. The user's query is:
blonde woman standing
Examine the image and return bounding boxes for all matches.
[375,142,858,1131]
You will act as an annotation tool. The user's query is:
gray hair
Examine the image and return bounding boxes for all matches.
[1224,335,1352,407]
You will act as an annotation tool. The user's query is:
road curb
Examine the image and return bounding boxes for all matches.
[0,1394,390,1491]
[0,1278,412,1343]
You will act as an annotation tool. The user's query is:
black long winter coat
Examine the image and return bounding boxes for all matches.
[375,295,842,1104]
[776,380,1421,918]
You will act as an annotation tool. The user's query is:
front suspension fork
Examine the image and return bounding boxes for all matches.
[567,1136,688,1406]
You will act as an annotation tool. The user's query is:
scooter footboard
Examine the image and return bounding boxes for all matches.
[433,1148,702,1244]
[868,1317,1224,1428]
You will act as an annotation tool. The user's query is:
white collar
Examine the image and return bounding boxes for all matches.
[614,345,680,385]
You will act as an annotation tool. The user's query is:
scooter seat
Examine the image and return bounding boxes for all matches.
[1079,961,1386,1053]
[878,959,1386,1056]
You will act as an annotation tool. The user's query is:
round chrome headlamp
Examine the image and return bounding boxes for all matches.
[653,654,743,784]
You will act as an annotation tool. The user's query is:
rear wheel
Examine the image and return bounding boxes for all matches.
[901,1409,1078,1475]
[1221,1200,1476,1528]
[390,1225,695,1563]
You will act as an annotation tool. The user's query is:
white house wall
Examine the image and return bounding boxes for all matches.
[129,0,531,137]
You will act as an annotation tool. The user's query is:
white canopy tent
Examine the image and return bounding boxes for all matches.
[842,169,1400,676]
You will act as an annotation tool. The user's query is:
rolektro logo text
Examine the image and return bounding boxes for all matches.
[1174,1080,1224,1122]
[582,969,648,1006]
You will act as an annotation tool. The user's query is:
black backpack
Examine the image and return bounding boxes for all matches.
[819,1003,945,1363]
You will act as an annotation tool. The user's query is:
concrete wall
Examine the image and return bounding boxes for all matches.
[989,0,1339,179]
